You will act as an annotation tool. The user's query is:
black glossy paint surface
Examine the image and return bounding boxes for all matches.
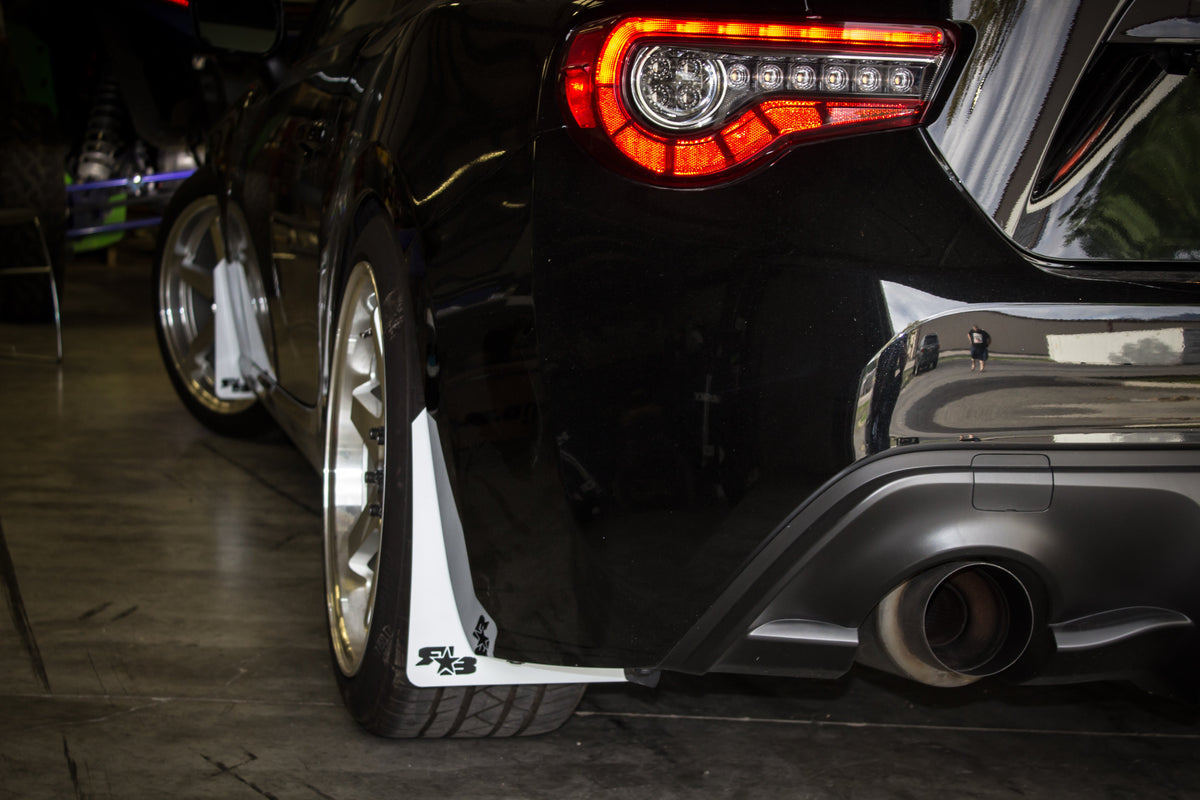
[501,120,1199,666]
[1021,68,1200,261]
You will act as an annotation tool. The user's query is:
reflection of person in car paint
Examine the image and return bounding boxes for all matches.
[969,325,991,372]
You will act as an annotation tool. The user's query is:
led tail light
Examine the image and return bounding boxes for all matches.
[561,17,954,184]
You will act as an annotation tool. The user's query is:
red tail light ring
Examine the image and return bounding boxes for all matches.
[561,16,954,184]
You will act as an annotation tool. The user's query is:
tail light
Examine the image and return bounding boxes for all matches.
[561,16,955,185]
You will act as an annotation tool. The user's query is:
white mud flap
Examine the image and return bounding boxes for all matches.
[407,409,627,687]
[212,258,273,400]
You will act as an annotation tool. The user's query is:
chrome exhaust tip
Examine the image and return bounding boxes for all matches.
[870,562,1035,688]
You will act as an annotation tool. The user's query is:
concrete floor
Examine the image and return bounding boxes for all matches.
[2,242,1199,799]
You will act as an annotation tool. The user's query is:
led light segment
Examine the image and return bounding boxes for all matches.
[791,63,817,90]
[674,134,727,176]
[728,63,751,89]
[823,64,851,92]
[890,67,916,93]
[561,16,952,182]
[757,61,785,91]
[856,66,883,92]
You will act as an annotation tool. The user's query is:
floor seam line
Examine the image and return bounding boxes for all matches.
[572,710,1200,739]
[1,692,340,707]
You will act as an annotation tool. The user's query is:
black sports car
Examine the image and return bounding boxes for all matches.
[153,0,1200,737]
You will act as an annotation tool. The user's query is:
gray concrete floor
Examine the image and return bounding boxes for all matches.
[2,242,1199,799]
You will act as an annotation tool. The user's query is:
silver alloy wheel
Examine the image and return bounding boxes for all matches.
[325,260,387,676]
[157,196,257,415]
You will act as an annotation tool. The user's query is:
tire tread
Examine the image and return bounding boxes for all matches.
[365,671,585,738]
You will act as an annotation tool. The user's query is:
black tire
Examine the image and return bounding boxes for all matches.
[324,212,585,738]
[0,102,67,323]
[152,171,273,436]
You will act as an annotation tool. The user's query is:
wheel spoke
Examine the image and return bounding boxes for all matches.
[350,380,384,443]
[179,261,213,300]
[184,318,214,367]
[208,215,227,263]
[347,513,381,580]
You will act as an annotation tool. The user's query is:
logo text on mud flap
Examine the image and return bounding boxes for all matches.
[472,616,491,656]
[415,646,477,676]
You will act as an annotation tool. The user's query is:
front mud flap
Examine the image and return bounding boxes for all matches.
[212,257,272,399]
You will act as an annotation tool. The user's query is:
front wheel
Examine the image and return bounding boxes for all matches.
[324,214,585,737]
[152,172,272,436]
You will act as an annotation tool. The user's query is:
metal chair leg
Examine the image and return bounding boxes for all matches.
[0,208,63,362]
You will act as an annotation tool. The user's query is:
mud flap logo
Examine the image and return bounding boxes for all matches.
[415,646,477,676]
[472,616,491,656]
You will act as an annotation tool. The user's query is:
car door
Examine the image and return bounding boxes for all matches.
[240,0,396,406]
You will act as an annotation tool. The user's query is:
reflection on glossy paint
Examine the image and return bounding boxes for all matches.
[1022,72,1200,261]
[932,0,1076,221]
[1047,327,1195,366]
[1054,431,1193,445]
[880,280,966,334]
[315,71,366,94]
[934,0,1200,263]
[416,150,507,206]
[855,297,1200,457]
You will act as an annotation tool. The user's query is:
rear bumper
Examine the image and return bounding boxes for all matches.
[663,446,1200,697]
[856,299,1200,457]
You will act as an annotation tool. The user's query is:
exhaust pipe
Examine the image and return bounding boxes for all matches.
[864,562,1035,688]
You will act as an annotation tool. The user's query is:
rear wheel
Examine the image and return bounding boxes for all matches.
[324,213,585,737]
[152,172,271,436]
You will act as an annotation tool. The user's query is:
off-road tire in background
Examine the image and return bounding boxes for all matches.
[325,211,586,738]
[0,102,67,323]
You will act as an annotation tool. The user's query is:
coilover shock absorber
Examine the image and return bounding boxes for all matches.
[76,77,125,182]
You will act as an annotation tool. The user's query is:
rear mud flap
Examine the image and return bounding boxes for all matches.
[406,409,627,687]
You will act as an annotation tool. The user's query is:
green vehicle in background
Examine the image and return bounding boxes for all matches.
[0,0,251,319]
